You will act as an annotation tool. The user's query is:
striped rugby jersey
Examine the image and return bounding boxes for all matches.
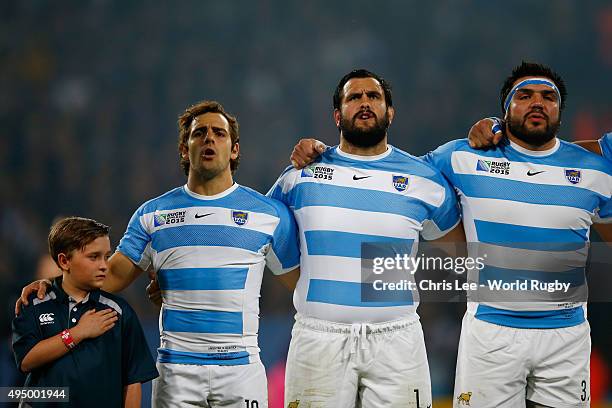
[424,138,612,328]
[600,132,612,161]
[117,183,300,365]
[268,145,460,324]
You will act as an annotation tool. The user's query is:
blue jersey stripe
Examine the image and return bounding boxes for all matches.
[478,265,586,287]
[475,220,588,251]
[158,268,249,291]
[151,225,270,253]
[291,183,432,220]
[307,279,413,307]
[458,174,601,211]
[305,230,414,258]
[118,240,146,265]
[157,349,250,366]
[475,304,585,328]
[162,308,243,334]
[600,133,612,161]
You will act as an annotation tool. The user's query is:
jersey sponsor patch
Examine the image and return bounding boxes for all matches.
[301,165,335,180]
[476,159,510,175]
[154,210,186,227]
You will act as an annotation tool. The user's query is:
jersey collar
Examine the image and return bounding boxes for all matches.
[508,137,560,157]
[52,277,101,304]
[183,183,239,200]
[335,145,393,161]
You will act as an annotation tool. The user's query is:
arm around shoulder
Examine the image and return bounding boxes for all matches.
[103,251,145,293]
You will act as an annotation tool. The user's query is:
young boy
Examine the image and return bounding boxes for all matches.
[12,216,158,407]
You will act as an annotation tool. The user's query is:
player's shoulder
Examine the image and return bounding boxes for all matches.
[432,138,472,155]
[389,145,450,182]
[273,161,316,184]
[235,185,290,218]
[138,186,187,215]
[559,139,611,174]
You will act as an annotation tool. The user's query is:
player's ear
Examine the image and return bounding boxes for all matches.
[333,109,341,128]
[231,142,239,161]
[387,106,395,124]
[180,142,188,160]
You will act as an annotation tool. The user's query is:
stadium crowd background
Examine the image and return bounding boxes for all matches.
[1,1,611,406]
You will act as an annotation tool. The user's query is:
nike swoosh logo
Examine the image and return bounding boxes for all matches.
[353,175,371,180]
[195,213,214,219]
[527,170,545,176]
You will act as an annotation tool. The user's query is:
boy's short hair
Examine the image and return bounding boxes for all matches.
[48,217,110,266]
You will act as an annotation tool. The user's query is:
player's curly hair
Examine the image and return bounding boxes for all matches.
[333,69,393,110]
[177,100,240,176]
[500,61,567,116]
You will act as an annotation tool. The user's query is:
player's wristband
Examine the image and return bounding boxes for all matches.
[60,329,76,350]
[487,117,503,134]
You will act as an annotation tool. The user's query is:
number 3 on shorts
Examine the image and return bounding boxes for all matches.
[580,379,588,402]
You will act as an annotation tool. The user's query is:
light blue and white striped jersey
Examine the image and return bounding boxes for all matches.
[117,183,300,365]
[268,145,460,324]
[425,138,612,328]
[599,132,612,161]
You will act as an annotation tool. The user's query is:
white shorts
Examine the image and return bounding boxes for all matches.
[454,313,591,408]
[152,361,268,408]
[284,314,431,408]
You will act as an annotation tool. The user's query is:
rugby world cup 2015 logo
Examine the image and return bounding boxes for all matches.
[393,175,409,192]
[232,211,249,226]
[154,214,167,227]
[565,169,581,184]
[476,159,491,172]
[154,210,186,227]
[301,165,315,177]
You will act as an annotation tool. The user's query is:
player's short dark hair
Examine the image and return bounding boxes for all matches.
[48,217,110,266]
[500,61,567,115]
[333,69,393,110]
[177,100,240,176]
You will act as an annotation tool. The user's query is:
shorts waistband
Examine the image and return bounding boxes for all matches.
[294,314,419,334]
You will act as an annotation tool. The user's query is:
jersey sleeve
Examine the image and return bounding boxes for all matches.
[120,301,159,385]
[593,193,612,224]
[116,204,153,270]
[267,165,298,207]
[599,132,612,162]
[265,199,301,275]
[11,302,42,370]
[420,139,462,186]
[421,173,461,240]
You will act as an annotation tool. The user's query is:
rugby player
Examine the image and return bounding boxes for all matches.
[291,63,612,407]
[271,69,465,407]
[16,100,300,408]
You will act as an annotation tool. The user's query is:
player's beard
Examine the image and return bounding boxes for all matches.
[507,110,560,147]
[339,110,390,148]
